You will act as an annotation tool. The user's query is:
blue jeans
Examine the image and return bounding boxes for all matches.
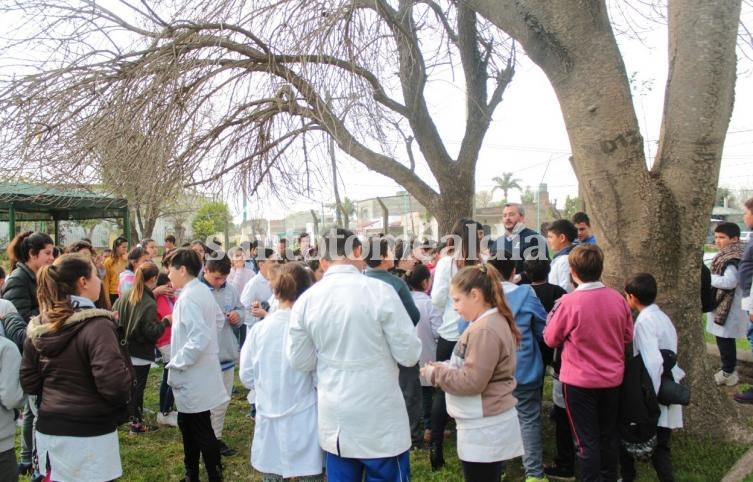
[747,323,753,355]
[514,384,545,478]
[325,450,410,482]
[159,367,175,414]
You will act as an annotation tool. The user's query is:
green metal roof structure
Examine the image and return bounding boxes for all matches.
[0,182,130,244]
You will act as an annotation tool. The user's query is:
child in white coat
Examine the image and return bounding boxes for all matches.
[621,273,683,482]
[167,249,229,482]
[240,263,322,482]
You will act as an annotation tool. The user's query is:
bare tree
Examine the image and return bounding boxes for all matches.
[0,0,516,234]
[467,0,746,437]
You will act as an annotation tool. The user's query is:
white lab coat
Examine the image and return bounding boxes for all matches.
[549,253,573,293]
[240,309,322,478]
[287,264,422,459]
[705,265,749,339]
[167,278,230,413]
[632,304,683,429]
[240,272,272,328]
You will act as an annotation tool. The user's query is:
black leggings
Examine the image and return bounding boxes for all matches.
[430,337,457,446]
[461,460,504,482]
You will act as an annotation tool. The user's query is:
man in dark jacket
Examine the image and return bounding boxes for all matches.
[490,203,548,277]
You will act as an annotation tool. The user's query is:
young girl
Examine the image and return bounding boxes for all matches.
[407,264,443,445]
[239,262,322,482]
[167,248,228,482]
[118,246,149,297]
[103,236,128,306]
[422,264,523,482]
[114,262,169,433]
[429,217,484,469]
[20,253,133,482]
[154,272,178,427]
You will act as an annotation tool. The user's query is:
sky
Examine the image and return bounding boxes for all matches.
[239,8,753,223]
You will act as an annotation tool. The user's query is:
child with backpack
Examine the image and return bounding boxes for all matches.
[704,222,746,386]
[621,273,683,482]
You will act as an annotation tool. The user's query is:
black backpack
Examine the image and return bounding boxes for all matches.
[619,353,660,459]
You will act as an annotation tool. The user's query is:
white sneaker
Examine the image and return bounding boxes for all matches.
[714,370,739,386]
[157,411,179,427]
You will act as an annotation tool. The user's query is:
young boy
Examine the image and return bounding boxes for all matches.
[705,222,746,386]
[490,254,548,482]
[546,220,578,293]
[201,255,245,457]
[524,258,574,481]
[167,248,229,482]
[621,272,683,482]
[544,244,633,482]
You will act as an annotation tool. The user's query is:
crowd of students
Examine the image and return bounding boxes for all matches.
[0,198,752,482]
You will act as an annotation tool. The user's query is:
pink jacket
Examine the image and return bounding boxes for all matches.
[544,283,633,388]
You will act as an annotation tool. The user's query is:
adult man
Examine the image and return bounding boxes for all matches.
[734,197,753,403]
[572,212,597,244]
[491,203,547,275]
[287,229,421,481]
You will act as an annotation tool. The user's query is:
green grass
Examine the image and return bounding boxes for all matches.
[704,330,752,352]
[16,369,751,481]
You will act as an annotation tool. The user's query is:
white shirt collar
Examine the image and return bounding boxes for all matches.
[575,281,605,291]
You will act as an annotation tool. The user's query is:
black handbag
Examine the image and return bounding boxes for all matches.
[657,349,690,406]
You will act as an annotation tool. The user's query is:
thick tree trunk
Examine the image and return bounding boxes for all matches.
[468,0,744,439]
[431,171,475,237]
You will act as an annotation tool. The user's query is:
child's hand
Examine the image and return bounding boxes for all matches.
[226,311,241,325]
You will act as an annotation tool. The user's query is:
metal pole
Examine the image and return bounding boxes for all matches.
[8,203,15,240]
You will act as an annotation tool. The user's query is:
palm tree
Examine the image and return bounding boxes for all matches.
[491,172,523,202]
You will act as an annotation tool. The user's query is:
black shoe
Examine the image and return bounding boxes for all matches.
[544,464,575,481]
[18,461,32,476]
[217,439,237,457]
[429,442,445,471]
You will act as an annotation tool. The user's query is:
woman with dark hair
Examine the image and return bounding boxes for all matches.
[428,217,484,470]
[103,236,128,305]
[20,253,133,482]
[1,231,55,477]
[2,231,55,322]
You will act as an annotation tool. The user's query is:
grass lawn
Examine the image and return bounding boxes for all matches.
[16,367,750,481]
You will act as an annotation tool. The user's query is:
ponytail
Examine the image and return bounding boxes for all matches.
[36,253,93,332]
[451,264,521,346]
[128,262,159,305]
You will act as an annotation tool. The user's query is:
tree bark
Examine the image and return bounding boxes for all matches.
[468,0,744,439]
